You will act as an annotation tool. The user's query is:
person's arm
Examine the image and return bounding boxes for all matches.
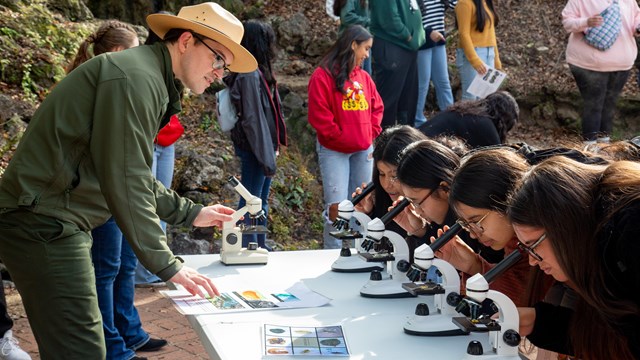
[561,0,591,33]
[307,69,343,145]
[455,1,483,69]
[90,72,226,298]
[367,74,384,139]
[525,302,574,355]
[340,0,370,28]
[234,72,277,176]
[493,43,502,69]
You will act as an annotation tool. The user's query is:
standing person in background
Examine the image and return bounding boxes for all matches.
[333,0,372,74]
[455,0,501,100]
[562,0,640,145]
[68,20,169,360]
[0,3,256,358]
[308,25,383,249]
[414,0,456,127]
[369,0,425,128]
[224,20,287,251]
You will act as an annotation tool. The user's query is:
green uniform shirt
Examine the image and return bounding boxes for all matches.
[0,43,201,280]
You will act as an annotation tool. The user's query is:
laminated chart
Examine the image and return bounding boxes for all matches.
[161,282,331,315]
[263,324,350,357]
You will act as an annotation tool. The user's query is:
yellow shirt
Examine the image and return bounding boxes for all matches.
[455,0,501,69]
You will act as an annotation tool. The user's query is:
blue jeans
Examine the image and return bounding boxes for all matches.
[316,142,373,249]
[456,47,495,100]
[235,146,273,249]
[415,45,454,127]
[92,218,149,360]
[135,144,175,284]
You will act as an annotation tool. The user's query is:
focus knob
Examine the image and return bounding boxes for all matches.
[503,329,521,347]
[226,233,238,245]
[446,292,462,307]
[467,340,483,355]
[414,303,430,316]
[369,270,382,281]
[396,259,411,272]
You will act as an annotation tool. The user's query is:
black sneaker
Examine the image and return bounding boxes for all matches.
[137,338,168,352]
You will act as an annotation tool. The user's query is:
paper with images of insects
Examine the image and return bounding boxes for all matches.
[161,282,331,315]
[263,324,350,357]
[467,66,507,99]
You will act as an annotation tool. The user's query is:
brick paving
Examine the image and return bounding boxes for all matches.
[6,285,209,360]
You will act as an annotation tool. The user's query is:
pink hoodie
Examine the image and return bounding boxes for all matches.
[562,0,640,72]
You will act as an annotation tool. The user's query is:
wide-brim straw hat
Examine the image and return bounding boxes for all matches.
[147,2,257,73]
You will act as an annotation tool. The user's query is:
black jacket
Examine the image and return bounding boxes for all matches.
[224,70,287,176]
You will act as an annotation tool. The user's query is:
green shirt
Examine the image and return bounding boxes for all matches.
[369,0,425,51]
[0,43,200,280]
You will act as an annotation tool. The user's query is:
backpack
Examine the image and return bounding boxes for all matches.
[215,87,239,132]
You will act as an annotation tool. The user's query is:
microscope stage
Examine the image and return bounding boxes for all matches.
[452,316,501,333]
[359,252,394,262]
[401,282,445,296]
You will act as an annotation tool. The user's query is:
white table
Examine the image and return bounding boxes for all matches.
[176,250,498,359]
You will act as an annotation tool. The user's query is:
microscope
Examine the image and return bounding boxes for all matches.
[402,223,469,336]
[359,198,414,298]
[449,250,524,359]
[330,182,384,273]
[219,176,269,265]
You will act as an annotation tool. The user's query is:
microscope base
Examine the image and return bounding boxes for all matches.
[331,254,385,273]
[404,314,469,337]
[360,279,415,298]
[220,248,269,265]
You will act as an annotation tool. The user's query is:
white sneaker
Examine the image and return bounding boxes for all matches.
[0,330,31,360]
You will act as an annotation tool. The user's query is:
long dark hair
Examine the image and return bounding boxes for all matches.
[371,126,427,218]
[508,157,636,359]
[473,0,499,32]
[451,148,527,213]
[333,0,368,17]
[446,91,518,143]
[396,139,460,191]
[320,25,372,94]
[241,20,277,86]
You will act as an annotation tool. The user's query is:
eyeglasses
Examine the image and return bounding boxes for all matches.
[457,211,490,236]
[630,136,640,150]
[517,233,546,262]
[192,33,230,74]
[389,175,399,184]
[407,189,434,209]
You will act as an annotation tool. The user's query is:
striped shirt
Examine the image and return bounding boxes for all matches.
[419,0,457,33]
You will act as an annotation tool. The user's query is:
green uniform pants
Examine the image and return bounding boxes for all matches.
[0,209,105,360]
